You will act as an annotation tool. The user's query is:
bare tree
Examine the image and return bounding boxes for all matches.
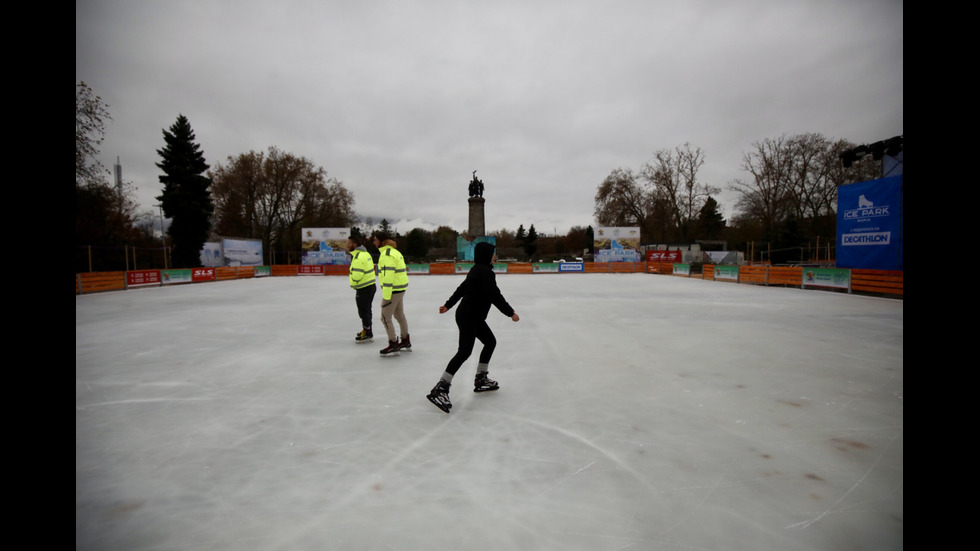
[593,168,647,227]
[730,132,887,250]
[210,150,264,239]
[729,136,795,240]
[641,143,719,241]
[76,82,112,187]
[209,147,356,263]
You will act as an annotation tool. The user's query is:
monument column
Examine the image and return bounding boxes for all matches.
[467,170,486,237]
[468,196,486,237]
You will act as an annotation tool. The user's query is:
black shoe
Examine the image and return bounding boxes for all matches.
[380,340,400,356]
[427,380,452,413]
[474,372,499,392]
[355,328,373,343]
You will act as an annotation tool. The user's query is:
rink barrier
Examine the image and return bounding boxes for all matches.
[76,271,126,294]
[75,262,903,297]
[849,269,904,296]
[216,266,254,281]
[646,262,674,274]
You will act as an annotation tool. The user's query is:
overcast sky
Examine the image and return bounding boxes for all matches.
[76,0,903,237]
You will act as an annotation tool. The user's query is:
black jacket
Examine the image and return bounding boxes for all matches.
[444,242,515,322]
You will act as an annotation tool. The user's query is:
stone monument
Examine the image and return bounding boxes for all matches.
[467,170,486,237]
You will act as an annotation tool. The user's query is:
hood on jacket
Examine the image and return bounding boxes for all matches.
[474,242,495,265]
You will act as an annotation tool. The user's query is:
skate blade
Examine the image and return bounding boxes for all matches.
[380,351,400,357]
[473,386,499,393]
[426,395,451,413]
[355,339,373,344]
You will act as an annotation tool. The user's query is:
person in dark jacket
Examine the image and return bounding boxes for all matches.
[427,241,519,413]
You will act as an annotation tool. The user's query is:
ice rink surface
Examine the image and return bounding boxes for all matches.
[76,273,903,550]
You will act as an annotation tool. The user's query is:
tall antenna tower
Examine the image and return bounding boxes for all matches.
[114,156,122,191]
[114,156,123,207]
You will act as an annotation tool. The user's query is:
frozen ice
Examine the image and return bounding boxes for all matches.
[76,274,903,550]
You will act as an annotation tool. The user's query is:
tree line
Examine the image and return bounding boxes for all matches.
[594,137,883,261]
[77,81,888,271]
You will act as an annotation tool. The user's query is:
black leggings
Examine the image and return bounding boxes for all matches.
[445,317,496,376]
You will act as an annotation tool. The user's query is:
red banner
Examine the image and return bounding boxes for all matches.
[192,268,216,282]
[298,265,324,275]
[645,250,682,263]
[127,270,161,286]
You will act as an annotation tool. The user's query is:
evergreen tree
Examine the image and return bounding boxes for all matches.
[156,115,213,268]
[404,228,430,261]
[378,219,394,237]
[523,224,538,259]
[695,196,726,240]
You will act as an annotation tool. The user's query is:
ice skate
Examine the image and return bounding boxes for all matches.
[474,372,499,393]
[398,334,412,352]
[355,328,373,344]
[379,340,400,357]
[427,380,452,413]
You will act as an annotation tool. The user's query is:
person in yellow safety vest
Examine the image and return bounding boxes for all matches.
[348,235,377,344]
[373,231,411,356]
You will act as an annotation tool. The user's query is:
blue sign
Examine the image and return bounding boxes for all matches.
[836,175,903,270]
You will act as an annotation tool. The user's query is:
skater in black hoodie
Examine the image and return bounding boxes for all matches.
[427,241,519,413]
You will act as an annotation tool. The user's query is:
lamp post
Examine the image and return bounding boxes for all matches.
[157,204,169,269]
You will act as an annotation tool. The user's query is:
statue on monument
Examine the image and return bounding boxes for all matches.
[468,170,484,198]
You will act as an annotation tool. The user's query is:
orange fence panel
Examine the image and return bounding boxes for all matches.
[428,263,455,275]
[768,266,803,287]
[77,271,126,294]
[739,265,767,284]
[507,263,533,274]
[851,269,903,296]
[271,265,298,277]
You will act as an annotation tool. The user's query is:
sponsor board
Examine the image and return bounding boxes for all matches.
[714,265,739,281]
[837,175,902,270]
[802,268,850,289]
[301,228,351,265]
[127,270,161,286]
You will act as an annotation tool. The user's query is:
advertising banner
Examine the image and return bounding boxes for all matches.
[200,243,223,267]
[191,268,216,282]
[161,269,193,284]
[532,263,559,273]
[302,228,351,265]
[222,238,264,266]
[594,227,641,262]
[298,265,324,275]
[127,270,161,287]
[456,236,496,261]
[802,268,850,289]
[837,175,903,270]
[646,250,682,263]
[714,265,739,281]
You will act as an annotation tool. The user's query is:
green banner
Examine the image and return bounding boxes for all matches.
[802,268,850,289]
[714,265,739,281]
